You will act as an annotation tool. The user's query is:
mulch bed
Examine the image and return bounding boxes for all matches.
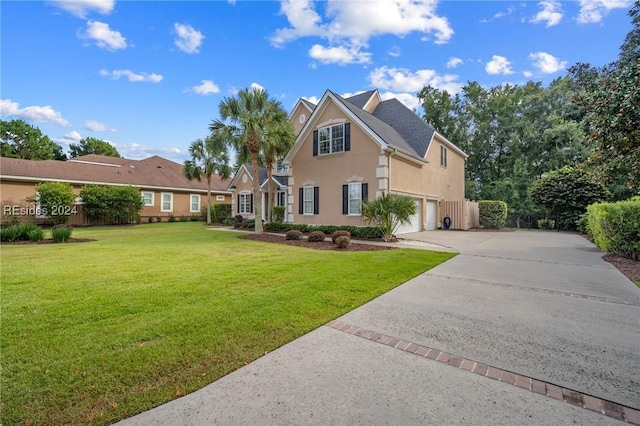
[239,233,394,251]
[603,254,640,282]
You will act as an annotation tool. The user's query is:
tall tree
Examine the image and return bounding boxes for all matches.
[263,120,295,223]
[210,87,294,233]
[69,137,121,158]
[0,119,66,160]
[569,2,639,195]
[183,134,232,225]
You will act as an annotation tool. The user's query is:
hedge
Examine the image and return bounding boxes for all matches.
[586,198,640,260]
[264,222,383,239]
[479,200,508,229]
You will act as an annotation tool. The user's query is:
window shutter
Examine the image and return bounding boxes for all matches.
[342,185,348,215]
[362,183,368,201]
[313,130,318,156]
[249,194,254,213]
[313,187,319,215]
[299,188,303,214]
[237,194,240,214]
[344,123,351,152]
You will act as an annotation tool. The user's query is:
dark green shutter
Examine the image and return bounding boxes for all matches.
[342,185,348,214]
[313,130,318,156]
[299,188,303,214]
[362,183,368,201]
[313,187,319,215]
[344,123,351,151]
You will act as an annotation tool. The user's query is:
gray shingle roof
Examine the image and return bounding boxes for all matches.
[344,90,377,109]
[300,98,316,111]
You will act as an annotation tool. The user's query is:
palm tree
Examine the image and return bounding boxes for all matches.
[210,88,293,233]
[263,121,295,223]
[183,134,231,224]
[361,192,417,242]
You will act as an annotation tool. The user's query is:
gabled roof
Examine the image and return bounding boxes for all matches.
[227,163,288,191]
[0,155,231,192]
[344,90,377,109]
[300,98,316,111]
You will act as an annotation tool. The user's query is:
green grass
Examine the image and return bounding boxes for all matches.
[634,280,640,288]
[1,222,455,425]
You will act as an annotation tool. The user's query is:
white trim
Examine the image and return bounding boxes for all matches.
[190,194,201,213]
[303,186,314,215]
[361,90,382,112]
[347,182,363,216]
[238,191,252,214]
[316,118,347,128]
[346,175,364,183]
[141,191,154,207]
[161,192,173,212]
[226,164,252,190]
[216,195,225,201]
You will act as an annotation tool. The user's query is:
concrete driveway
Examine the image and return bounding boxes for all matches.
[115,230,640,425]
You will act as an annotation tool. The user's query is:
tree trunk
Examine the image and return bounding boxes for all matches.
[251,154,263,233]
[206,174,212,225]
[266,158,274,223]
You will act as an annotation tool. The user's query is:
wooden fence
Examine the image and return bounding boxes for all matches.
[440,200,479,230]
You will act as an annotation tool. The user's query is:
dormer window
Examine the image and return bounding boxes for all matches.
[276,158,288,173]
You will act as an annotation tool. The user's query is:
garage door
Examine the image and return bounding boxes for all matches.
[395,199,422,235]
[426,200,437,231]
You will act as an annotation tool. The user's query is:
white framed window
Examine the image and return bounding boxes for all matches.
[216,195,225,201]
[318,124,345,155]
[161,192,173,212]
[348,183,362,215]
[276,159,288,173]
[303,186,314,215]
[276,191,286,207]
[141,191,154,207]
[239,193,251,214]
[440,145,448,168]
[190,194,200,213]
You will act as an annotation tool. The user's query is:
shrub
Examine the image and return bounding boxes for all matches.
[234,214,244,224]
[27,226,45,242]
[1,226,21,242]
[285,230,303,240]
[335,235,351,249]
[168,214,176,223]
[213,204,232,223]
[156,216,162,223]
[586,198,640,260]
[80,185,144,225]
[331,230,351,243]
[537,218,555,230]
[479,200,508,229]
[178,215,188,222]
[190,214,200,222]
[51,224,73,243]
[272,206,285,223]
[148,217,154,223]
[263,223,384,240]
[307,230,326,242]
[32,181,75,224]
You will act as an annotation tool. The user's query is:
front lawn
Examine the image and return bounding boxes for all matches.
[1,222,454,425]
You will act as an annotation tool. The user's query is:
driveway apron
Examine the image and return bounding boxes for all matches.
[115,230,640,426]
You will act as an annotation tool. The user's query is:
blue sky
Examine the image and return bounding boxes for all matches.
[1,0,634,163]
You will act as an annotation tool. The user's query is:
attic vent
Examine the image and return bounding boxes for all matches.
[157,165,162,168]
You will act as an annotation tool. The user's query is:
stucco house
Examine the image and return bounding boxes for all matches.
[0,154,231,225]
[231,89,478,233]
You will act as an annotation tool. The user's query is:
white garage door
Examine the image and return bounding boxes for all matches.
[426,200,437,231]
[395,199,422,235]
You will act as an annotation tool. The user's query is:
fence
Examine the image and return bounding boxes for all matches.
[441,200,479,230]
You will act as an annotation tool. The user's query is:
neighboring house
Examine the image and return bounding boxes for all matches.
[228,163,289,222]
[0,154,231,225]
[231,89,478,233]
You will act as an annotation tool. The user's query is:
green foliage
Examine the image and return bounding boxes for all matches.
[586,198,640,260]
[51,224,73,243]
[361,192,417,242]
[179,215,188,222]
[335,235,351,249]
[331,230,351,243]
[537,218,555,230]
[211,87,294,233]
[307,230,326,242]
[68,137,120,158]
[168,214,176,223]
[183,136,232,224]
[0,223,42,242]
[190,214,200,222]
[529,166,609,230]
[272,206,285,223]
[213,204,232,223]
[479,200,508,229]
[285,229,303,240]
[569,3,640,192]
[79,185,145,225]
[264,222,383,239]
[33,182,75,224]
[0,119,66,160]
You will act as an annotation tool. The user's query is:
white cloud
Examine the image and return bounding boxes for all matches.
[577,0,632,24]
[250,82,265,91]
[485,55,514,75]
[99,69,163,83]
[481,5,516,23]
[271,0,454,63]
[530,1,563,27]
[446,57,463,68]
[64,130,83,142]
[115,143,185,162]
[309,43,371,64]
[49,0,114,18]
[0,99,70,126]
[174,23,204,54]
[368,66,462,94]
[380,91,421,111]
[80,21,127,50]
[186,80,220,95]
[84,120,116,132]
[523,70,534,78]
[529,52,567,73]
[388,46,401,57]
[302,96,320,104]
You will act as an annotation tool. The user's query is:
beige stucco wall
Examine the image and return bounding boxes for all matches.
[231,167,256,218]
[288,100,380,226]
[290,104,312,136]
[423,135,466,201]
